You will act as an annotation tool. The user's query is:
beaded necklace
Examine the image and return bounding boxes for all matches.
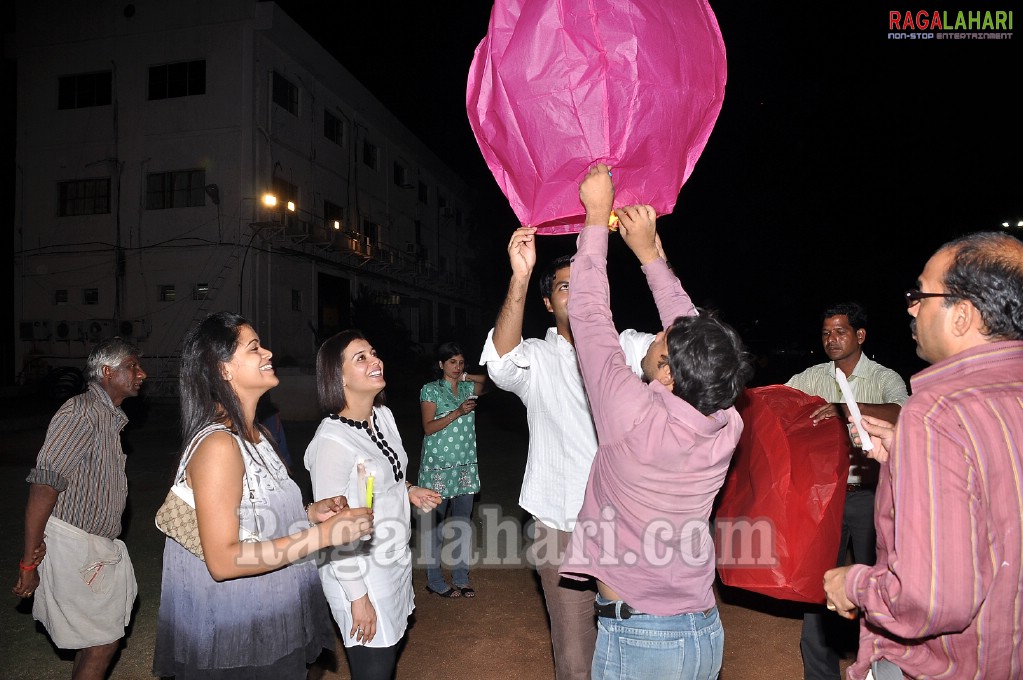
[330,411,404,482]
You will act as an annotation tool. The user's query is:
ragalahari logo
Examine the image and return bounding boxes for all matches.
[888,9,1013,40]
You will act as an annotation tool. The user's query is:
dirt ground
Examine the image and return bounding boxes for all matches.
[0,391,852,679]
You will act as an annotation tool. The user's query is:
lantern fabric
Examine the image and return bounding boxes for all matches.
[715,386,850,604]
[466,0,727,234]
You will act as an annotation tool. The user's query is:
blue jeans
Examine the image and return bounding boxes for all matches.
[423,493,474,592]
[592,595,723,680]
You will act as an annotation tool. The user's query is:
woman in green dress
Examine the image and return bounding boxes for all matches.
[418,342,486,598]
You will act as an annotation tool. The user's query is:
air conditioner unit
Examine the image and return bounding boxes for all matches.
[53,320,83,341]
[118,319,151,341]
[19,320,52,341]
[85,319,115,342]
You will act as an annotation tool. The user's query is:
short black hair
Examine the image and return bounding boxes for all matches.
[436,341,464,363]
[539,255,573,300]
[665,311,754,416]
[940,231,1023,340]
[316,329,386,414]
[821,302,867,331]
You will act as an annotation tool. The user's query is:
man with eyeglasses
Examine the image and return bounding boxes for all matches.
[785,302,908,680]
[824,231,1023,680]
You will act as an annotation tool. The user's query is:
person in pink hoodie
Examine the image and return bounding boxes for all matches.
[560,164,754,680]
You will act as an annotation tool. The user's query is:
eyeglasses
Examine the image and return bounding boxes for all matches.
[904,289,956,308]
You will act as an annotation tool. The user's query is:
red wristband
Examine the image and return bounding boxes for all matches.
[18,560,38,571]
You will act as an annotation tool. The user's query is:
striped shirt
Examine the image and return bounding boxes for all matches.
[845,340,1023,679]
[786,355,908,482]
[27,382,129,539]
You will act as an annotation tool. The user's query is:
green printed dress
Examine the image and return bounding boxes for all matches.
[418,379,480,498]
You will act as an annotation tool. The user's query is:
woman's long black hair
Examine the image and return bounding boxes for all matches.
[178,311,254,451]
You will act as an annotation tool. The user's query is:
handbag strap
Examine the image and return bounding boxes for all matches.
[174,423,234,486]
[173,423,266,541]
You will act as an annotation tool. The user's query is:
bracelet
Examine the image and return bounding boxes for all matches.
[18,560,37,571]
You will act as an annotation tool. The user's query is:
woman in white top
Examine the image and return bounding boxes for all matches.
[153,312,373,680]
[305,330,441,680]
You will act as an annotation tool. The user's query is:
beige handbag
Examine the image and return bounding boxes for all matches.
[155,488,205,560]
[155,424,260,561]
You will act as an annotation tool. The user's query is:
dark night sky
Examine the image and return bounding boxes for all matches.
[274,1,1021,383]
[4,3,1017,385]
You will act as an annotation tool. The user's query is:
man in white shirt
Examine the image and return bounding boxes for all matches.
[480,227,652,680]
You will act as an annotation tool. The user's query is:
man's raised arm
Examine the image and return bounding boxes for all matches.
[617,206,696,325]
[492,227,538,356]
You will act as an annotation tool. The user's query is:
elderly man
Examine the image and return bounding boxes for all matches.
[13,338,146,680]
[825,231,1023,679]
[786,302,908,680]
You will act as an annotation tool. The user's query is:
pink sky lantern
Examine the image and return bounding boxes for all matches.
[467,0,728,234]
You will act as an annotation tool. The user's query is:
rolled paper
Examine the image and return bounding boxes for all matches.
[835,368,874,452]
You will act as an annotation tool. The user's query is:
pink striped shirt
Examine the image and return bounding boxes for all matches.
[845,341,1023,679]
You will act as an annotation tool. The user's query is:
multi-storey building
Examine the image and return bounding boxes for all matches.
[12,0,481,411]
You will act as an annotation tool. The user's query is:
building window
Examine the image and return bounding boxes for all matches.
[292,289,302,311]
[362,140,379,170]
[438,194,447,210]
[324,110,345,146]
[59,178,110,216]
[418,180,428,204]
[83,288,99,305]
[272,177,298,207]
[159,285,176,302]
[148,59,206,100]
[193,283,210,300]
[419,299,434,343]
[324,200,344,230]
[361,218,381,247]
[146,170,206,209]
[272,71,298,115]
[393,162,409,187]
[58,71,112,109]
[54,289,68,305]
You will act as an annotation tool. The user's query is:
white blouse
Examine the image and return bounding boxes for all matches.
[304,406,414,648]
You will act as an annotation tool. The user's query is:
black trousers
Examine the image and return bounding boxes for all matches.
[800,489,877,680]
[344,642,399,680]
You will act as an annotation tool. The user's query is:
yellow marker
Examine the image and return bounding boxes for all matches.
[366,475,375,509]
